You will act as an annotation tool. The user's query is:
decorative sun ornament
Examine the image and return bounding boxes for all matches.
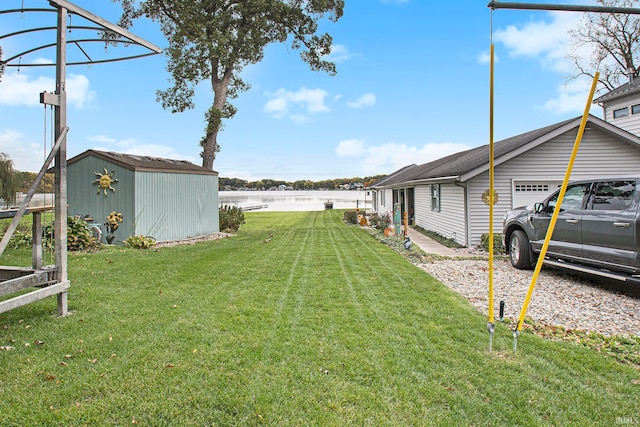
[481,189,499,206]
[94,167,118,196]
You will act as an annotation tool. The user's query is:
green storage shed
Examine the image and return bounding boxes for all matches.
[67,150,219,244]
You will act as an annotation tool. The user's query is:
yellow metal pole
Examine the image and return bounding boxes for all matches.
[513,72,600,351]
[488,44,495,351]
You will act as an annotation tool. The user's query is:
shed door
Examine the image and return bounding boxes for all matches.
[512,181,561,208]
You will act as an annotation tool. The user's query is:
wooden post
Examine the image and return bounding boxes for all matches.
[54,4,69,316]
[31,212,43,269]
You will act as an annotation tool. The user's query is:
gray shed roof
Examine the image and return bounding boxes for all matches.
[68,150,218,175]
[373,114,640,188]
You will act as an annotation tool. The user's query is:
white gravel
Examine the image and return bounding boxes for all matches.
[417,257,640,337]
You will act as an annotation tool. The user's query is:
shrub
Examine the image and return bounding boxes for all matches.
[43,216,97,251]
[1,220,33,249]
[481,232,505,254]
[8,230,32,249]
[343,210,358,224]
[368,212,391,231]
[124,235,156,249]
[219,205,245,232]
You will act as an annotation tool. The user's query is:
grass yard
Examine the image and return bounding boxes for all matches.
[0,210,638,426]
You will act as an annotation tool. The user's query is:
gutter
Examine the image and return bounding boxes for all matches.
[373,175,460,189]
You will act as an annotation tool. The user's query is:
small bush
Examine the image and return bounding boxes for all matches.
[8,230,32,249]
[1,220,33,249]
[343,210,358,224]
[368,212,391,231]
[219,205,245,232]
[44,216,97,251]
[124,235,156,249]
[481,232,504,254]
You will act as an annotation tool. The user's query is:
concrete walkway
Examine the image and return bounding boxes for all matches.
[405,227,460,257]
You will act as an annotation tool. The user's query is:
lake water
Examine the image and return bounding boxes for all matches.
[219,190,372,212]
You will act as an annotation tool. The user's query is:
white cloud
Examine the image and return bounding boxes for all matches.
[336,139,366,157]
[324,44,355,64]
[87,134,117,144]
[493,11,582,73]
[264,87,330,121]
[336,138,470,175]
[347,93,376,109]
[492,11,601,114]
[0,129,47,172]
[544,77,596,114]
[0,71,95,109]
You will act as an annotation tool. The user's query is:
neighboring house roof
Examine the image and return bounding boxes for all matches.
[593,76,640,104]
[68,149,218,175]
[373,114,640,188]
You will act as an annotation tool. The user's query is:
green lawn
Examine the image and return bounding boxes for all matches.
[0,210,638,426]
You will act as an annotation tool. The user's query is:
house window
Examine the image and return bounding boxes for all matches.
[380,190,385,206]
[613,107,629,118]
[632,104,640,114]
[431,184,440,212]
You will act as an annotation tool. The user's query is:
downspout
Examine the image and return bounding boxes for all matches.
[454,181,468,246]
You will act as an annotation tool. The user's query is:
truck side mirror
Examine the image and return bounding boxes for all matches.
[534,202,544,213]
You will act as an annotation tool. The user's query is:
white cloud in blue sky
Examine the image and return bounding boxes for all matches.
[0,129,43,171]
[347,93,376,109]
[336,139,471,176]
[264,87,330,120]
[493,11,581,73]
[0,71,95,109]
[325,44,355,64]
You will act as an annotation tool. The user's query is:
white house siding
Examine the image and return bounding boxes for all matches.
[603,96,640,136]
[134,171,219,241]
[466,126,640,246]
[414,183,467,245]
[374,188,394,217]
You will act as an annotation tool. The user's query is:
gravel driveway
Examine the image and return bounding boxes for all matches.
[417,257,640,337]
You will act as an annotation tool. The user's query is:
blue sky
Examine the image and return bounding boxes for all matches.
[0,0,603,181]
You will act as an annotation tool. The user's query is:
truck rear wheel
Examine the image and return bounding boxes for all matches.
[509,230,532,269]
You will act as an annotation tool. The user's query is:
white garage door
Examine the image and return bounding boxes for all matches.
[512,181,561,208]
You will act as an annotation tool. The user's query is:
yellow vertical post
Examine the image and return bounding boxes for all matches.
[488,44,496,351]
[513,72,600,352]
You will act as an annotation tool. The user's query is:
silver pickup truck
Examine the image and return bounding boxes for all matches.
[502,177,640,282]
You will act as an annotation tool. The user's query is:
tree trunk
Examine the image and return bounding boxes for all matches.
[201,131,218,170]
[201,69,232,170]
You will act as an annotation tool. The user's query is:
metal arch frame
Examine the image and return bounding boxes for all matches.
[488,1,640,14]
[1,2,162,68]
[0,0,160,317]
[3,38,160,67]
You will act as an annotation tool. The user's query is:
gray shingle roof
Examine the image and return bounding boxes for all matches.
[593,77,640,104]
[373,116,581,187]
[68,150,218,175]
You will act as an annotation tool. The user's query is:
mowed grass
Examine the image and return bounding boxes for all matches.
[0,210,638,426]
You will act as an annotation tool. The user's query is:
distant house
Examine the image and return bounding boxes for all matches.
[371,82,640,247]
[67,150,219,244]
